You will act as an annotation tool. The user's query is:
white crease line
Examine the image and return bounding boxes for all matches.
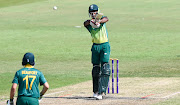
[162,92,180,99]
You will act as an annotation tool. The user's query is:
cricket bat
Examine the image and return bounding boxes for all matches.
[95,13,103,20]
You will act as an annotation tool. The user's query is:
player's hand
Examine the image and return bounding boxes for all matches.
[90,19,100,28]
[40,94,43,99]
[7,99,14,105]
[39,93,43,102]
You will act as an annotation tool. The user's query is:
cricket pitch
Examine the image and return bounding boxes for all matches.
[1,78,180,105]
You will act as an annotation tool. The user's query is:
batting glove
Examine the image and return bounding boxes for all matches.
[7,99,14,105]
[90,19,100,28]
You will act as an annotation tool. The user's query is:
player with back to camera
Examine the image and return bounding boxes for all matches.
[84,4,111,100]
[7,52,49,105]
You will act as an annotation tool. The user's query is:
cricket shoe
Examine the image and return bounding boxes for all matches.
[96,94,103,100]
[93,92,98,98]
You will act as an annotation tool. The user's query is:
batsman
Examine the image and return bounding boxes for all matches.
[84,4,111,100]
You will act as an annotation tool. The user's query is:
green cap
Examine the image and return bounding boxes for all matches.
[22,52,35,66]
[89,4,99,13]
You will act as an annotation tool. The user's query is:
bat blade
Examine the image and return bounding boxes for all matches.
[96,13,103,19]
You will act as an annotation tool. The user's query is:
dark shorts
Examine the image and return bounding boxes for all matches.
[16,96,39,105]
[91,42,111,64]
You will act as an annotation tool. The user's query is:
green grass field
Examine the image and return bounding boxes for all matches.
[0,0,180,104]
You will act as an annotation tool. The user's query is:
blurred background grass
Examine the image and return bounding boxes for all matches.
[0,0,179,102]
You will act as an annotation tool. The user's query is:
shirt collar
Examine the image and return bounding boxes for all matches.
[24,64,34,68]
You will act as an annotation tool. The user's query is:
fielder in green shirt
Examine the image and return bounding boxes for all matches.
[7,53,49,105]
[84,4,111,100]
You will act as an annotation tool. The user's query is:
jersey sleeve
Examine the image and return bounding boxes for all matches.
[39,72,47,86]
[12,71,19,84]
[101,16,107,19]
[99,16,107,27]
[85,25,92,33]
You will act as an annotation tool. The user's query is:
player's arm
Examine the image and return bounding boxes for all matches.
[100,17,109,23]
[7,83,17,105]
[10,83,17,99]
[40,82,49,96]
[84,20,90,27]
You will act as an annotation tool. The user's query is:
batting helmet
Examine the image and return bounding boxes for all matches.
[89,4,99,13]
[22,52,35,66]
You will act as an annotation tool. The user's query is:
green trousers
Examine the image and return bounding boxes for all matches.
[16,96,39,105]
[91,42,111,64]
[91,42,111,94]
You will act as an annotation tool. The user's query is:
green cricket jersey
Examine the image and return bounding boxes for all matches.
[86,16,109,44]
[12,65,47,98]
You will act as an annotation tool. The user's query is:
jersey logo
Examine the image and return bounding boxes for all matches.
[91,5,93,9]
